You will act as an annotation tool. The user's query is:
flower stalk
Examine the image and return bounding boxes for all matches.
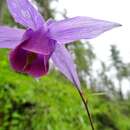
[77,88,95,130]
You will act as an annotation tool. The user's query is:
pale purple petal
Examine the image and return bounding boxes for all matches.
[21,29,56,55]
[51,44,80,89]
[48,16,121,44]
[46,18,56,26]
[0,26,25,48]
[7,0,45,30]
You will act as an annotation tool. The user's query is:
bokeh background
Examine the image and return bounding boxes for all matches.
[0,0,130,130]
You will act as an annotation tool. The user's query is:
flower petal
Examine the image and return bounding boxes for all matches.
[48,16,121,44]
[7,0,45,30]
[9,45,49,77]
[21,29,56,55]
[9,45,27,72]
[0,26,25,48]
[51,44,80,89]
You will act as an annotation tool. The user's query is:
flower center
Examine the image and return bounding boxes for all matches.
[23,52,37,70]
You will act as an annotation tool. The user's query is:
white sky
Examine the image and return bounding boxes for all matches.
[52,0,130,94]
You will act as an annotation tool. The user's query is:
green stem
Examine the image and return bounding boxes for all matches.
[77,88,95,130]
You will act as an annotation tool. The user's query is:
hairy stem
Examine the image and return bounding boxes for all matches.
[77,88,95,130]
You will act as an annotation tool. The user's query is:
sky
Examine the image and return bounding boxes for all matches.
[52,0,130,94]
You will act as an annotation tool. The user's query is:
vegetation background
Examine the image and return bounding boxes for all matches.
[0,0,130,130]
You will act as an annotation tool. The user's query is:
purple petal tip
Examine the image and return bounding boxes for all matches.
[114,23,122,27]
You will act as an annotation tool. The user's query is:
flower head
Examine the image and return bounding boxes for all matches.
[9,28,56,77]
[0,0,121,89]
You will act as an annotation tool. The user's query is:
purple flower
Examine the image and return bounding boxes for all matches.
[0,0,121,88]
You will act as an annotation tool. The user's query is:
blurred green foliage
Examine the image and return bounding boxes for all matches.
[0,49,130,130]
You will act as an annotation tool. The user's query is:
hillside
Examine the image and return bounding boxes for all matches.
[0,50,130,130]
